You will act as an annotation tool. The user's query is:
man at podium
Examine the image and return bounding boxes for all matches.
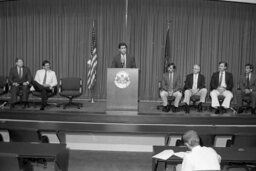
[111,42,136,68]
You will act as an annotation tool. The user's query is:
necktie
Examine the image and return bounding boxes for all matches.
[121,55,126,68]
[43,70,47,85]
[169,73,173,91]
[219,72,223,87]
[246,75,250,88]
[18,67,22,78]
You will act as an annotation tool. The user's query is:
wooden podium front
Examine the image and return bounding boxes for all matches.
[106,68,139,115]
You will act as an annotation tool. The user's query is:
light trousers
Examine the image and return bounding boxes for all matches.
[160,90,182,107]
[210,89,233,108]
[183,88,207,105]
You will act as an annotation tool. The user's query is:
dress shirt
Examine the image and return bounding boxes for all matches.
[169,72,174,91]
[181,146,221,171]
[247,73,251,81]
[34,69,57,87]
[192,74,198,89]
[121,54,126,68]
[17,67,23,78]
[219,71,227,88]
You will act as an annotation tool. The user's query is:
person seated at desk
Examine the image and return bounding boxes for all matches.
[237,64,256,115]
[160,63,182,113]
[183,64,207,113]
[9,58,32,109]
[178,130,221,171]
[210,61,234,114]
[31,60,57,110]
[111,42,136,68]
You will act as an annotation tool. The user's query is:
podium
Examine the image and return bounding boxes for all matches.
[106,68,139,115]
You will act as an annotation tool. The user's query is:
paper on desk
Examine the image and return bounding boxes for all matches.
[152,149,174,160]
[153,150,186,160]
[173,151,186,158]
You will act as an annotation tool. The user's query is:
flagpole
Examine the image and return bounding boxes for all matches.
[90,20,95,103]
[88,19,97,103]
[89,89,95,103]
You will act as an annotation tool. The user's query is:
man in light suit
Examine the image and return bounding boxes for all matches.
[210,61,233,114]
[31,60,57,110]
[9,58,32,109]
[183,64,207,113]
[111,42,136,68]
[160,63,182,112]
[236,64,256,115]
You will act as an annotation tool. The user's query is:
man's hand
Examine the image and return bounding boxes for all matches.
[191,89,199,95]
[23,82,29,86]
[244,89,251,94]
[217,87,226,94]
[43,84,51,87]
[168,91,174,96]
[13,82,19,86]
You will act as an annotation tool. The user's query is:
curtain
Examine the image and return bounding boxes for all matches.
[0,0,256,100]
[128,0,256,100]
[0,0,126,99]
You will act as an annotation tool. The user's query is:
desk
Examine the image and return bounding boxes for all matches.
[153,146,256,171]
[0,142,69,171]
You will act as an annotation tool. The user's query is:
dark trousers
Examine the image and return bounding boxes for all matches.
[31,80,52,106]
[236,90,256,108]
[9,84,30,104]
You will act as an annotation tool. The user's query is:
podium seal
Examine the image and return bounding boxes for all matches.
[114,71,131,89]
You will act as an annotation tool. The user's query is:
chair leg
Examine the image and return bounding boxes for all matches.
[0,101,7,109]
[63,98,82,109]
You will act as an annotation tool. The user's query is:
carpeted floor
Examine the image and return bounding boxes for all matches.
[67,150,153,171]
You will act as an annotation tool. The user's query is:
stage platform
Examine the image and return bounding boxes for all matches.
[0,100,256,126]
[0,100,256,152]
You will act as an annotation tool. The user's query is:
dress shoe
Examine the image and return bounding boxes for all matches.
[221,106,227,114]
[197,102,203,112]
[215,107,220,114]
[172,106,178,113]
[23,102,29,109]
[251,108,256,115]
[184,104,190,113]
[162,106,169,112]
[9,104,15,110]
[40,105,45,110]
[237,107,243,114]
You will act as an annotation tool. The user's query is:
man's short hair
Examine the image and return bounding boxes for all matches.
[167,63,176,69]
[245,63,253,71]
[118,42,128,49]
[219,61,228,68]
[182,130,200,147]
[42,60,50,66]
[15,58,24,62]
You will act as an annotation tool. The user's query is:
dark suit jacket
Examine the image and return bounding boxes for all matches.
[183,73,206,91]
[111,54,136,68]
[9,66,32,85]
[239,73,256,91]
[162,72,182,92]
[210,71,233,91]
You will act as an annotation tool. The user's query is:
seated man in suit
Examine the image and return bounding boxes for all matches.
[111,42,136,68]
[183,64,207,113]
[177,130,221,171]
[237,64,256,115]
[31,60,57,110]
[9,58,32,109]
[210,61,233,114]
[160,63,182,112]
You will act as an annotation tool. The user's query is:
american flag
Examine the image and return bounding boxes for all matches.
[87,22,98,90]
